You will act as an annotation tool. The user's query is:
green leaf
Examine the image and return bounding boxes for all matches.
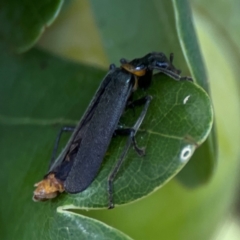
[192,0,240,58]
[0,43,103,239]
[88,0,217,187]
[171,0,217,187]
[50,208,133,240]
[172,0,208,90]
[89,0,187,67]
[0,41,212,238]
[59,74,213,208]
[0,0,63,52]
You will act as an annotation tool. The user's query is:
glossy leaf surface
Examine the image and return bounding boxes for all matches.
[0,0,63,52]
[0,41,212,238]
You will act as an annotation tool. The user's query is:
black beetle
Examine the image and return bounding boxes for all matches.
[33,52,192,208]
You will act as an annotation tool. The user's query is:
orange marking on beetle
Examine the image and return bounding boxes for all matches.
[132,76,138,91]
[33,173,64,201]
[121,63,146,76]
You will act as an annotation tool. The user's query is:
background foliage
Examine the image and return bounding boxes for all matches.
[1,0,240,239]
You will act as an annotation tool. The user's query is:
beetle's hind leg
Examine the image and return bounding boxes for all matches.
[114,128,145,156]
[114,95,152,155]
[108,95,152,209]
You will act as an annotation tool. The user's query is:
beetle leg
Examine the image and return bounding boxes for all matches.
[114,128,145,156]
[108,95,152,209]
[50,126,75,169]
[179,76,193,81]
[153,67,193,82]
[114,95,152,154]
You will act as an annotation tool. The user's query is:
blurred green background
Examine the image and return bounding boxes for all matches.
[1,0,240,239]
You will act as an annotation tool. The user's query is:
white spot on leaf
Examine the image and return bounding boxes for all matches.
[180,145,194,163]
[183,95,191,104]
